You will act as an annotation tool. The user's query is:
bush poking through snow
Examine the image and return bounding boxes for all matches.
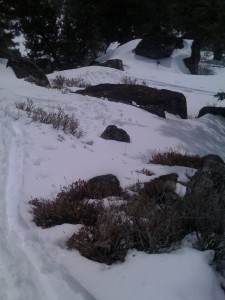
[52,75,90,89]
[120,76,148,86]
[67,206,133,264]
[30,177,225,267]
[198,64,215,75]
[29,198,101,228]
[29,179,123,228]
[137,168,154,176]
[149,148,202,169]
[16,99,84,138]
[214,91,225,101]
[67,194,184,264]
[120,76,138,85]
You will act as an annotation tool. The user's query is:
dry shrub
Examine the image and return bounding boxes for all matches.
[214,91,225,101]
[30,178,225,269]
[66,185,225,266]
[120,76,148,86]
[198,64,215,75]
[16,99,84,138]
[67,193,184,264]
[120,76,138,85]
[149,148,201,169]
[137,168,154,176]
[29,179,123,228]
[67,206,133,264]
[52,75,90,89]
[29,198,100,228]
[58,178,123,200]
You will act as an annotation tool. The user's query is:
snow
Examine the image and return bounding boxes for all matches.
[0,40,225,299]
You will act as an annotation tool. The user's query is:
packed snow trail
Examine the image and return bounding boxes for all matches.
[0,98,98,300]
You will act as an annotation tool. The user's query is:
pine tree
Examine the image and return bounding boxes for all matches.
[19,0,63,72]
[172,0,225,60]
[58,0,102,69]
[0,0,19,57]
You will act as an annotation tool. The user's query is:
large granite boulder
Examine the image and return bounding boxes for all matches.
[87,174,121,198]
[101,125,130,143]
[200,154,224,166]
[184,159,225,234]
[7,57,50,87]
[76,83,187,119]
[140,105,166,118]
[183,40,201,74]
[90,59,124,71]
[135,33,183,59]
[186,159,225,199]
[198,106,225,118]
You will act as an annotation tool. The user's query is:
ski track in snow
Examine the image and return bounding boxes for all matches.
[0,97,97,300]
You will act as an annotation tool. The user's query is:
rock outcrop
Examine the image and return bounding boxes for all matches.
[198,106,225,118]
[7,57,50,87]
[90,59,124,71]
[76,84,187,119]
[135,33,183,59]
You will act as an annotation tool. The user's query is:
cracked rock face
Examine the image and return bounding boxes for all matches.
[186,159,225,199]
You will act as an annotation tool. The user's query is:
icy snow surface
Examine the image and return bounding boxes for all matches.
[0,38,225,300]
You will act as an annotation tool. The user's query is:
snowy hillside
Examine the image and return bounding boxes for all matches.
[0,40,225,300]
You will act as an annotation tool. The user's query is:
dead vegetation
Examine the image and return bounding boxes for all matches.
[149,148,202,169]
[16,98,84,138]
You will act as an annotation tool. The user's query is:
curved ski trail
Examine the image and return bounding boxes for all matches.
[0,100,97,300]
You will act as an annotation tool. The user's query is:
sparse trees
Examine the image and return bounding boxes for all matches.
[0,0,19,57]
[3,0,224,71]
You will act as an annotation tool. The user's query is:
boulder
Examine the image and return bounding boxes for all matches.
[87,174,121,198]
[90,59,124,71]
[184,160,225,234]
[186,159,225,200]
[76,84,187,119]
[200,154,224,166]
[7,57,50,87]
[183,40,201,74]
[140,105,166,118]
[0,48,21,60]
[135,33,183,59]
[101,125,130,143]
[198,106,225,118]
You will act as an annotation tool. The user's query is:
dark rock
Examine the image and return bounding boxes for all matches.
[87,174,121,198]
[135,33,183,59]
[183,40,201,74]
[200,154,224,166]
[140,105,166,118]
[186,160,225,199]
[76,83,187,119]
[198,106,225,118]
[101,125,130,143]
[184,160,225,234]
[0,48,21,60]
[90,59,124,71]
[6,57,50,87]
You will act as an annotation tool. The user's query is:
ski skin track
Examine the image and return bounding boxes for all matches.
[1,110,98,299]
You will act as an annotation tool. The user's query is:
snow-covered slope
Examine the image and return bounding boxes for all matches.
[0,40,225,300]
